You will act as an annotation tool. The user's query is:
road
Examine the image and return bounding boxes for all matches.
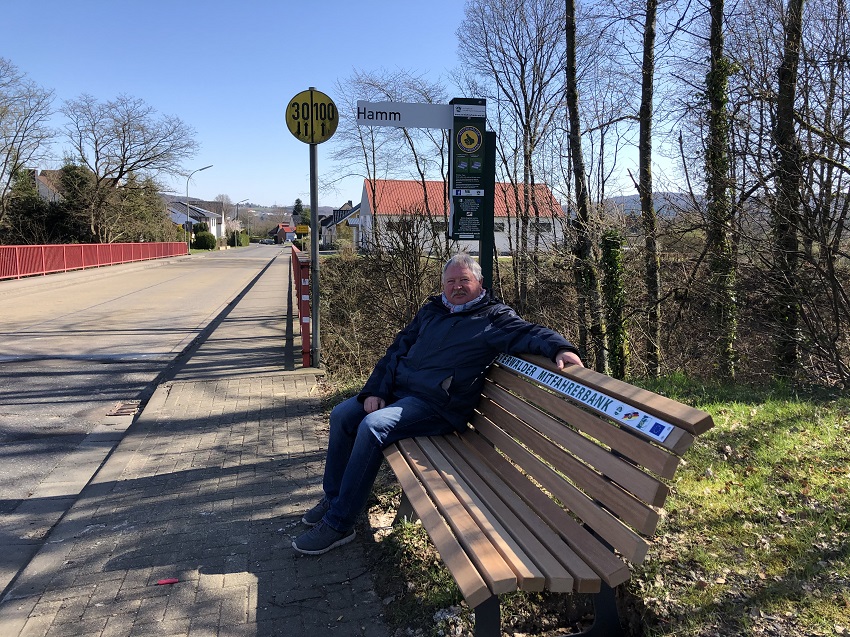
[0,244,289,596]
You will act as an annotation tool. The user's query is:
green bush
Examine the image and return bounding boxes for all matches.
[193,231,217,250]
[227,230,248,247]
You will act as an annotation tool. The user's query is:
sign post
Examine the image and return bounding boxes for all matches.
[480,131,496,289]
[285,87,339,368]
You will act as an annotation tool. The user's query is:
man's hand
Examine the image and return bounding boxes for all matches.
[555,350,584,370]
[364,396,386,413]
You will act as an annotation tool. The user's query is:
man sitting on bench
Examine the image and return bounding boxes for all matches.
[292,252,583,555]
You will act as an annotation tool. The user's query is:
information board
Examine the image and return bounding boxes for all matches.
[449,98,487,239]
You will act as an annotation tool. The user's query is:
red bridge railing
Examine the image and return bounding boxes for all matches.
[291,245,312,367]
[0,242,187,281]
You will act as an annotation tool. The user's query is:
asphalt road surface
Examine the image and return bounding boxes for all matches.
[0,244,288,595]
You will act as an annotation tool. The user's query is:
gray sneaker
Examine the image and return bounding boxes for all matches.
[301,497,330,526]
[292,522,356,555]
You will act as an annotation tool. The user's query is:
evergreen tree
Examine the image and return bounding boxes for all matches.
[0,169,86,244]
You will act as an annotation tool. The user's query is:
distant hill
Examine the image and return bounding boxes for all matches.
[157,194,334,217]
[562,192,699,217]
[609,192,697,216]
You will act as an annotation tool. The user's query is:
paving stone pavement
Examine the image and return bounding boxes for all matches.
[0,253,392,637]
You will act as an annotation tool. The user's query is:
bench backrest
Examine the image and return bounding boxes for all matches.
[469,354,714,577]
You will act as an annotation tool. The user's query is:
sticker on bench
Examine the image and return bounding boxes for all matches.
[495,354,674,443]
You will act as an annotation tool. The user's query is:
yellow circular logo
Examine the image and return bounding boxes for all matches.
[457,126,482,153]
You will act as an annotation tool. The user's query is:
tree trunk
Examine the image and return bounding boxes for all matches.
[602,231,629,379]
[772,0,806,379]
[638,0,660,378]
[705,0,737,378]
[566,0,606,372]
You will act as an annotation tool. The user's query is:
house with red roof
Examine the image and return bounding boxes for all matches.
[271,222,296,243]
[357,179,565,254]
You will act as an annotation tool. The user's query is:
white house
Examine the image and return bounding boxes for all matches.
[357,179,567,254]
[323,200,361,248]
[33,170,64,203]
[168,201,224,243]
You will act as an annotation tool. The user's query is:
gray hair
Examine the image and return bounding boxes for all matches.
[442,253,483,283]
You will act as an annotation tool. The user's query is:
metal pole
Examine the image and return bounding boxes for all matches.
[480,131,496,289]
[185,183,191,254]
[186,165,213,254]
[235,198,248,245]
[309,140,320,368]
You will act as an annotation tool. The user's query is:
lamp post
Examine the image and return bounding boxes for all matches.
[234,198,249,246]
[185,164,213,253]
[235,198,248,220]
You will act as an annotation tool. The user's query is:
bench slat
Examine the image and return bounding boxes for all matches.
[460,425,633,587]
[477,394,662,534]
[509,355,714,435]
[428,436,576,592]
[396,438,518,596]
[441,434,599,592]
[481,384,670,509]
[472,414,650,564]
[488,367,685,477]
[383,444,493,608]
[417,436,551,592]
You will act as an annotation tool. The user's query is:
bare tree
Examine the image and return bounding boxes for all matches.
[215,193,234,218]
[635,0,662,377]
[705,0,737,378]
[771,0,806,377]
[714,0,849,384]
[0,58,55,226]
[794,0,850,384]
[577,0,694,376]
[566,0,607,371]
[457,0,568,311]
[60,94,198,242]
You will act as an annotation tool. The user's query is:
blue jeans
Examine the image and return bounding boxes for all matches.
[321,395,455,532]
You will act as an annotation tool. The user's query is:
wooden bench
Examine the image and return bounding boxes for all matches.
[383,353,714,636]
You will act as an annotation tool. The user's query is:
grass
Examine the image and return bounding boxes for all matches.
[630,378,850,636]
[339,376,850,636]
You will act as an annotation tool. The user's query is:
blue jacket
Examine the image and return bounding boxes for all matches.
[359,290,578,428]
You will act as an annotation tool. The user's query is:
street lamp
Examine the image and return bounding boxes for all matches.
[185,164,213,253]
[234,198,249,246]
[234,198,249,220]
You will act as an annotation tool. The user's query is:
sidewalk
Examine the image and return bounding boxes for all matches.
[0,253,391,637]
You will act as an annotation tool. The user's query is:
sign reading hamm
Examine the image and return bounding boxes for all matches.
[356,101,452,130]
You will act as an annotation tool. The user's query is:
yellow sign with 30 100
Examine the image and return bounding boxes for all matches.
[286,89,338,144]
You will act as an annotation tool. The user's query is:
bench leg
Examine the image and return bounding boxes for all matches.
[474,595,500,637]
[577,582,624,637]
[392,491,418,526]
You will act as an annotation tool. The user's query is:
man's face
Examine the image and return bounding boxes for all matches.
[442,264,483,305]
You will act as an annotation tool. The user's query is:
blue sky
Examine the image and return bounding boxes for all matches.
[2,0,467,208]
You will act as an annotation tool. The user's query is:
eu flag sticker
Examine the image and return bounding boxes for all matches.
[650,422,666,437]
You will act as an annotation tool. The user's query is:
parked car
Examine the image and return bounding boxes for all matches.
[259,238,275,244]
